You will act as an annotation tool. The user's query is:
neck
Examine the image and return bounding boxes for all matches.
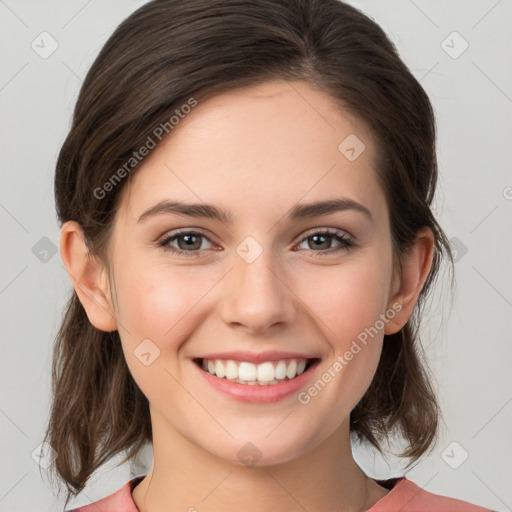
[132,410,388,512]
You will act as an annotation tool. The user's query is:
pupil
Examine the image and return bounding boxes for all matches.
[180,234,200,250]
[311,234,329,250]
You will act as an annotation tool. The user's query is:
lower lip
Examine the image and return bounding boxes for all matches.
[193,359,320,403]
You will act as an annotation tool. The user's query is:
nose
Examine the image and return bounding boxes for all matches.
[219,247,297,335]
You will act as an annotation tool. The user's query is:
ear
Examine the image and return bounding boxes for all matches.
[60,221,117,332]
[384,226,435,335]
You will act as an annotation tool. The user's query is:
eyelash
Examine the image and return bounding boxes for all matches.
[157,228,354,257]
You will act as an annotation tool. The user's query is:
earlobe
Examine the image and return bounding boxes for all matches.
[60,221,118,332]
[384,227,435,335]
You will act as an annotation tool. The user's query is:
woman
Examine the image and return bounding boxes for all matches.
[43,1,497,510]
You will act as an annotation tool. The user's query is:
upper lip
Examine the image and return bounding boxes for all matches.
[194,351,319,364]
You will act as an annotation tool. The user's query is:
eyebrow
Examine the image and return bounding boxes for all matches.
[137,198,374,225]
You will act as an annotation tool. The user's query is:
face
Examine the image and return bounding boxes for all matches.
[105,79,400,466]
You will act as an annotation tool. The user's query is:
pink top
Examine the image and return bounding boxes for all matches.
[67,475,497,511]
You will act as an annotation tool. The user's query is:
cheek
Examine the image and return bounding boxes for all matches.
[293,255,392,345]
[112,263,211,400]
[114,264,199,337]
[290,263,389,416]
[291,253,392,405]
[112,260,223,365]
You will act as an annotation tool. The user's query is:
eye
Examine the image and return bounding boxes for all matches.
[158,230,215,257]
[157,228,354,257]
[296,229,354,254]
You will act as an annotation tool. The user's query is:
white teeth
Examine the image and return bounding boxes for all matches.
[200,357,312,385]
[286,359,297,379]
[275,360,287,379]
[225,360,238,380]
[238,362,257,381]
[257,362,275,382]
[215,360,226,379]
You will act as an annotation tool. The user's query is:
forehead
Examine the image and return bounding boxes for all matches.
[118,79,385,225]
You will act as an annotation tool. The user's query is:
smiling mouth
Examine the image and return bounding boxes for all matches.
[193,357,319,386]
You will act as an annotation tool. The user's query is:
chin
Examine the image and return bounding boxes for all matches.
[203,427,319,469]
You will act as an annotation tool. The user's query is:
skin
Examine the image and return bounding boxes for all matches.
[61,79,434,512]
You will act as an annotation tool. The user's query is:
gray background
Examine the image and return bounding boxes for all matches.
[1,0,511,510]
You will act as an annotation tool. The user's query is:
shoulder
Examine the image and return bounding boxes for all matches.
[65,475,498,512]
[65,476,144,512]
[368,476,498,511]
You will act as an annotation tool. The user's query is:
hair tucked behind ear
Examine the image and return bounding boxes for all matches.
[44,0,454,507]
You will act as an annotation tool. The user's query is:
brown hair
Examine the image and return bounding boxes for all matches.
[44,0,454,507]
